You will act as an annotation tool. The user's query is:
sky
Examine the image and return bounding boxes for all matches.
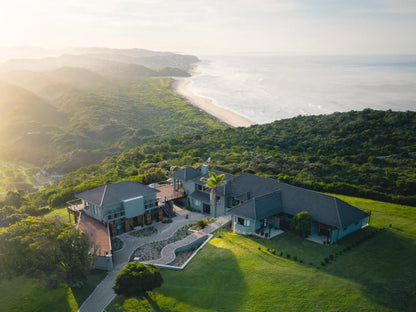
[1,0,416,55]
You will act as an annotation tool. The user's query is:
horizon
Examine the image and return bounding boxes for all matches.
[1,1,415,56]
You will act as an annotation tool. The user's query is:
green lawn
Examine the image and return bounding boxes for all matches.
[0,276,77,312]
[43,206,71,222]
[106,195,416,312]
[0,270,107,312]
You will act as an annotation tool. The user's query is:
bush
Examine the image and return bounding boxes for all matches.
[113,262,163,297]
[290,211,312,237]
[162,219,173,224]
[196,219,209,229]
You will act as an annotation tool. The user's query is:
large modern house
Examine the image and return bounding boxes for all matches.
[75,181,164,236]
[68,181,180,270]
[172,165,370,244]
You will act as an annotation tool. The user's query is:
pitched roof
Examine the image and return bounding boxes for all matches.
[228,173,280,199]
[231,191,282,220]
[228,173,368,228]
[76,181,159,207]
[171,167,201,181]
[275,182,369,228]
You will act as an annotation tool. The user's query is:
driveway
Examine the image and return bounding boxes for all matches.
[79,209,204,312]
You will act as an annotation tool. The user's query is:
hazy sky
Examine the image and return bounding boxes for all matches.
[1,0,416,54]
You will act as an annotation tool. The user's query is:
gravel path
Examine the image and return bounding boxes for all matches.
[79,210,204,312]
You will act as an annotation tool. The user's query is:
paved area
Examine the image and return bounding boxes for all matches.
[79,209,204,312]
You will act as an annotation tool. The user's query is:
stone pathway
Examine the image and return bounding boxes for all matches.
[79,210,203,312]
[144,215,231,266]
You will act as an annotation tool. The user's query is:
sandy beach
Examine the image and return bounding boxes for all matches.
[172,78,255,128]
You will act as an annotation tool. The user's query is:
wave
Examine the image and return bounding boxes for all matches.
[188,55,416,124]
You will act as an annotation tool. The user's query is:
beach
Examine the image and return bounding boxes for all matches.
[172,78,255,128]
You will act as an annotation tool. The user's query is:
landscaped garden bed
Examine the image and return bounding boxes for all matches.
[111,238,123,252]
[128,226,157,237]
[131,224,194,261]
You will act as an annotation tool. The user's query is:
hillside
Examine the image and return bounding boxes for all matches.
[44,109,416,208]
[0,49,224,174]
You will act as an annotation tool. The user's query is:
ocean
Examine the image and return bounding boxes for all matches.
[187,55,416,124]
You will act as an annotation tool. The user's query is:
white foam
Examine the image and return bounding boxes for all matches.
[188,55,416,124]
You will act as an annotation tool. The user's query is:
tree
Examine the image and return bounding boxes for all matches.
[291,211,312,237]
[200,171,225,218]
[0,217,90,283]
[113,262,163,297]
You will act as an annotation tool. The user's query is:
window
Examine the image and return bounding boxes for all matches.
[197,184,203,191]
[237,217,250,227]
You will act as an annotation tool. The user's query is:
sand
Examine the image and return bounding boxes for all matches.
[172,78,255,128]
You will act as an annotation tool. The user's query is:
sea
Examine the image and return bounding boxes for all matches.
[187,54,416,124]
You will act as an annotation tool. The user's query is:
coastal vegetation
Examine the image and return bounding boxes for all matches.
[25,109,415,211]
[0,49,220,175]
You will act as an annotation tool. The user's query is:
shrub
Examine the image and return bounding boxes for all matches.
[286,254,291,259]
[196,219,209,229]
[162,219,173,224]
[290,211,312,237]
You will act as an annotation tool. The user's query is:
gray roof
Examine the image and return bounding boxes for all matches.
[76,181,159,207]
[188,190,210,203]
[228,173,280,199]
[275,182,369,228]
[231,191,282,220]
[227,173,368,228]
[171,167,201,181]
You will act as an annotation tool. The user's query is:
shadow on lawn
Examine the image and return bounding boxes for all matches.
[327,229,416,311]
[159,243,248,312]
[246,227,416,311]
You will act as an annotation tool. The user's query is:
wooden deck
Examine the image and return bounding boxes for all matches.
[78,213,112,257]
[156,184,184,204]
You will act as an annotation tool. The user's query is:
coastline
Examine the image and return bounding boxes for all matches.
[172,78,255,128]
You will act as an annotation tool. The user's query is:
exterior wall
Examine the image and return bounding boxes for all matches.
[82,200,105,222]
[123,196,144,218]
[311,222,320,235]
[93,255,113,271]
[214,195,226,217]
[190,197,204,213]
[182,180,196,196]
[330,216,368,243]
[233,215,256,235]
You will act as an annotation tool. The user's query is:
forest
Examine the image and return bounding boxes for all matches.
[2,109,412,222]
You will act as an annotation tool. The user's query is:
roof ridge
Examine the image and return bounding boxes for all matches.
[333,197,343,228]
[100,184,108,207]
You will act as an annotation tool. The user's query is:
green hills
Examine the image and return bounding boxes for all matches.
[0,49,223,173]
[43,109,416,209]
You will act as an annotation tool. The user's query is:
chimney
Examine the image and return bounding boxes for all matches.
[201,164,209,175]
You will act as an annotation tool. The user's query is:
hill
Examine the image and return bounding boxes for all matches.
[0,49,223,174]
[44,109,416,208]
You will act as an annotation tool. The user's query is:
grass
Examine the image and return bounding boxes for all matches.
[0,276,76,312]
[0,270,107,312]
[43,207,71,222]
[106,195,416,312]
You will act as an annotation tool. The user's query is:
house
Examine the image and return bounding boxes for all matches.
[68,180,179,270]
[75,181,164,236]
[172,165,369,244]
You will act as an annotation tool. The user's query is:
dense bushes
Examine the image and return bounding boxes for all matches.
[20,109,416,208]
